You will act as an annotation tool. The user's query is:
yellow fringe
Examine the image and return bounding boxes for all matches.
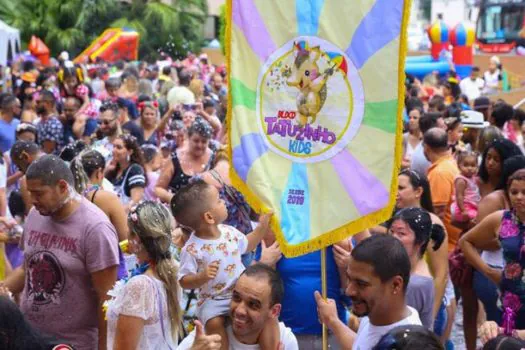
[227,0,412,258]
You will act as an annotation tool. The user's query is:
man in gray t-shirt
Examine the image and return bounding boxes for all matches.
[4,155,119,350]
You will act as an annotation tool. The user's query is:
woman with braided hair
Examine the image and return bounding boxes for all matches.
[106,200,182,349]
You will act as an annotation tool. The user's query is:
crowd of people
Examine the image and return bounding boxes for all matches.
[0,49,523,350]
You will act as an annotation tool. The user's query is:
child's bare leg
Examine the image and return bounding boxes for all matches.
[205,316,229,350]
[258,317,280,350]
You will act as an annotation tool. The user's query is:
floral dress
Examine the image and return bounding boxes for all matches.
[499,210,525,332]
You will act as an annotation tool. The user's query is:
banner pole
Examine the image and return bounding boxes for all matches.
[321,247,328,350]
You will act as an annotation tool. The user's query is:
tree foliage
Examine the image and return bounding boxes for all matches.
[219,4,226,55]
[0,0,208,61]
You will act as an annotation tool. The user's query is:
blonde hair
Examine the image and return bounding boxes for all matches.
[422,73,438,87]
[212,145,229,168]
[477,126,504,155]
[129,201,182,338]
[160,81,175,97]
[123,74,138,94]
[189,79,205,100]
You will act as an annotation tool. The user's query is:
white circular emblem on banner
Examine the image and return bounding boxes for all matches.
[256,36,365,163]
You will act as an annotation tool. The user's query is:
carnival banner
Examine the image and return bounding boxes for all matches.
[227,0,410,257]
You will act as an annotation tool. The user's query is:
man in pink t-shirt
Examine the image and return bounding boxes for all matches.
[4,155,119,350]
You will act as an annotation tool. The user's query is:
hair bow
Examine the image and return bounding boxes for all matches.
[138,101,158,112]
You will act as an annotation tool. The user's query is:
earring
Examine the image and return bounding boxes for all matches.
[126,154,131,162]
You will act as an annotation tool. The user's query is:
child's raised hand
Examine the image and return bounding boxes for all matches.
[203,260,220,281]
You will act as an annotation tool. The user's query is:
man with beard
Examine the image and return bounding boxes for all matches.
[0,94,21,153]
[92,101,122,162]
[177,264,298,349]
[3,155,119,350]
[35,90,63,154]
[207,73,227,103]
[315,234,421,350]
[62,96,98,144]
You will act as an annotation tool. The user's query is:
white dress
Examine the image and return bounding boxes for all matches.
[106,275,178,350]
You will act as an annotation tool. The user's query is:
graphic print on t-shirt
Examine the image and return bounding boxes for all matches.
[26,250,65,306]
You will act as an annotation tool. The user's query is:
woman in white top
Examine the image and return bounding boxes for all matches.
[482,56,501,95]
[106,201,182,349]
[402,107,423,168]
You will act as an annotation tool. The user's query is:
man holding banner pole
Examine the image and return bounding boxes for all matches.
[315,235,422,349]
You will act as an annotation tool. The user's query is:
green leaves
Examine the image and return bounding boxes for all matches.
[219,4,226,55]
[0,0,208,60]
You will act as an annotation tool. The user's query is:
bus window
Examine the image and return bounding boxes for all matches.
[478,5,525,41]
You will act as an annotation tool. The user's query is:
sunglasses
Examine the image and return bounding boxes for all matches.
[98,118,117,125]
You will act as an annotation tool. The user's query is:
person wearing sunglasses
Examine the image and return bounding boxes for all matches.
[92,102,122,163]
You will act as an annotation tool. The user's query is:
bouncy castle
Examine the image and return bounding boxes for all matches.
[74,28,139,64]
[406,20,475,79]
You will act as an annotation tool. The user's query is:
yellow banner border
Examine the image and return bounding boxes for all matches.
[226,0,411,258]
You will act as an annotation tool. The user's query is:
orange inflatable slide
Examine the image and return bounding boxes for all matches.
[28,36,50,66]
[74,28,139,64]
